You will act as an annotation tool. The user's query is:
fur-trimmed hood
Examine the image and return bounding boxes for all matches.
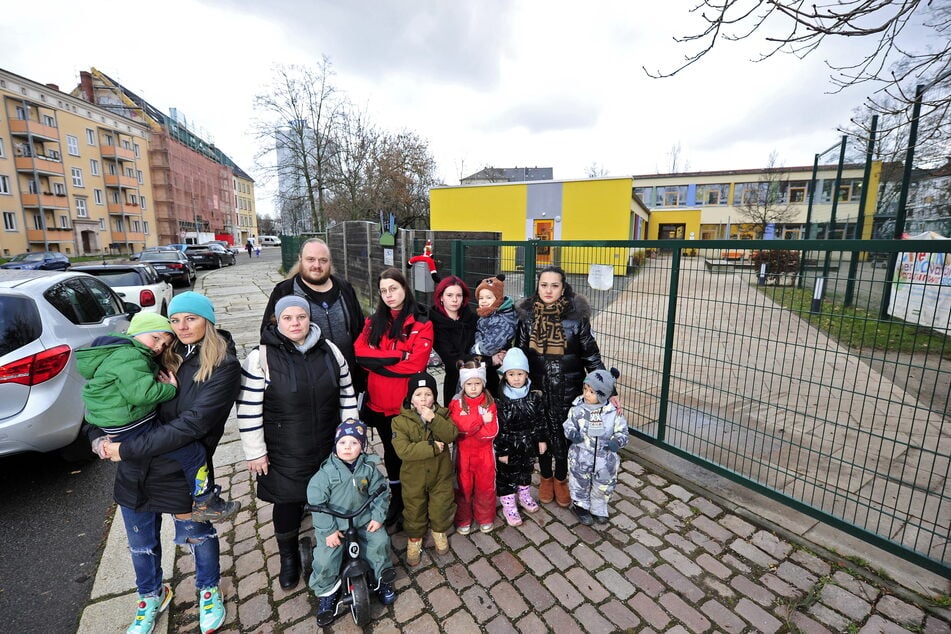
[515,294,591,322]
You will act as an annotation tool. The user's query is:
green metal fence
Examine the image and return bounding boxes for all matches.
[452,238,951,576]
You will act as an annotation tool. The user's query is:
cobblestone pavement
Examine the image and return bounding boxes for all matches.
[81,254,950,633]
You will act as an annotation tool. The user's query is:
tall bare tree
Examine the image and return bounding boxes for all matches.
[735,152,798,237]
[586,162,609,178]
[646,1,951,117]
[375,132,439,229]
[252,58,342,234]
[326,106,383,222]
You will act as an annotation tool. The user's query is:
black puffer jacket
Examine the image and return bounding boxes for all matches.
[255,324,344,503]
[495,388,548,458]
[87,331,242,514]
[429,305,477,404]
[513,295,603,448]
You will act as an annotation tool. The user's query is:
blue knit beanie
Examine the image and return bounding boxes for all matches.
[500,348,529,375]
[168,291,216,324]
[334,419,367,450]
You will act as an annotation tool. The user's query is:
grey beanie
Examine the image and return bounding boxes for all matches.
[584,368,620,404]
[275,295,310,318]
[500,347,529,374]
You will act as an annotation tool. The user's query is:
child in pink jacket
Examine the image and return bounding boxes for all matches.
[449,360,499,534]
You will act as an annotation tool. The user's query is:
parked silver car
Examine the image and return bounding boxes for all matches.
[0,270,139,457]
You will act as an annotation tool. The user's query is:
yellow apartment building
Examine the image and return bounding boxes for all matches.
[0,68,157,258]
[232,166,259,245]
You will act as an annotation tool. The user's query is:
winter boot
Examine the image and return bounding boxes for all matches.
[126,583,172,634]
[192,485,241,523]
[538,477,555,504]
[275,531,301,590]
[432,531,449,555]
[376,568,397,605]
[517,485,540,513]
[571,503,594,526]
[500,494,522,527]
[553,478,571,508]
[315,591,339,626]
[384,482,404,529]
[406,537,423,567]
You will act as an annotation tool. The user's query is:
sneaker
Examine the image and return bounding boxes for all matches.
[316,592,338,626]
[571,503,594,526]
[126,583,172,634]
[192,486,241,523]
[198,586,225,634]
[377,579,396,605]
[456,524,472,536]
[480,523,494,533]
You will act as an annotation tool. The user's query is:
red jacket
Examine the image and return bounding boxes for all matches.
[449,392,499,455]
[354,310,434,416]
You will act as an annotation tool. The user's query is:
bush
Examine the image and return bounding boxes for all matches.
[751,249,800,273]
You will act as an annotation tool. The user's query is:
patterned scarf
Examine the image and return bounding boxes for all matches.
[529,297,568,356]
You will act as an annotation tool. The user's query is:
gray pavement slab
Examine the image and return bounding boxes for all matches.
[78,257,950,633]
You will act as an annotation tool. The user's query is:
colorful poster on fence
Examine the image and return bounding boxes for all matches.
[888,232,951,335]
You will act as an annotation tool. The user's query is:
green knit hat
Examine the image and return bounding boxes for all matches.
[127,312,173,337]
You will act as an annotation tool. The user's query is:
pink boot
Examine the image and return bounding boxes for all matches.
[500,494,522,527]
[517,485,540,513]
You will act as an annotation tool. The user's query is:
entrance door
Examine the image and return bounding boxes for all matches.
[534,219,554,266]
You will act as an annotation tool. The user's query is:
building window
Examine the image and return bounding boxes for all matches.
[657,185,687,207]
[115,217,124,231]
[3,211,15,231]
[122,139,132,150]
[60,215,70,229]
[133,143,141,158]
[86,128,96,145]
[27,180,38,194]
[33,214,43,230]
[140,196,147,210]
[137,169,144,184]
[143,220,149,235]
[15,106,26,120]
[90,159,100,176]
[76,198,88,217]
[0,175,9,194]
[633,187,653,206]
[132,219,141,232]
[111,191,120,204]
[53,182,66,195]
[43,114,55,127]
[67,135,79,156]
[786,181,808,203]
[99,218,105,230]
[125,167,135,179]
[696,183,729,206]
[71,167,84,187]
[94,189,104,205]
[0,138,5,157]
[128,194,138,206]
[103,134,113,146]
[107,163,117,175]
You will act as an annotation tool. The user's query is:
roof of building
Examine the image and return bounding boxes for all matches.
[461,166,553,183]
[632,164,867,181]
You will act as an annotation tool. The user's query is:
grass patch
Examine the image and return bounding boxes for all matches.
[760,285,951,358]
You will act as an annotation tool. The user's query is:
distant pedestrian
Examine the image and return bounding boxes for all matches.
[255,246,261,257]
[450,360,498,534]
[494,347,546,527]
[391,373,458,566]
[246,239,253,259]
[563,368,628,526]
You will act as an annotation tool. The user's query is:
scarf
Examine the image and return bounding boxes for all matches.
[529,297,568,356]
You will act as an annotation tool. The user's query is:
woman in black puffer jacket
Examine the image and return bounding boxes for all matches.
[512,266,605,508]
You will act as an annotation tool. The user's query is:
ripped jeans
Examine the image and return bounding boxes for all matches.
[120,505,220,596]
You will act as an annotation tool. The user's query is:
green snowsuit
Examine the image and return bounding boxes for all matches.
[391,404,458,538]
[306,452,393,596]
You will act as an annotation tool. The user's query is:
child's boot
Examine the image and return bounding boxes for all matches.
[432,531,449,555]
[377,568,397,605]
[553,478,571,507]
[126,583,172,634]
[192,485,241,523]
[500,494,522,527]
[315,591,339,626]
[406,537,423,567]
[538,477,554,504]
[517,485,540,513]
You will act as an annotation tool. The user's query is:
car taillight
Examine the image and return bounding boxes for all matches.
[168,263,183,269]
[139,289,156,307]
[0,345,71,386]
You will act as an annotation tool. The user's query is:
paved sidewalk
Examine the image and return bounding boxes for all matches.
[79,257,950,633]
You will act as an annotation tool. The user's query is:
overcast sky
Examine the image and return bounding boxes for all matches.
[2,1,932,217]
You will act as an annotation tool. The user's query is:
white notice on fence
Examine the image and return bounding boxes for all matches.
[588,264,614,291]
[888,232,951,335]
[383,248,394,266]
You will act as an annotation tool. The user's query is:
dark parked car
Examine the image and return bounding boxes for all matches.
[1,252,71,271]
[138,250,197,287]
[0,270,139,457]
[204,240,240,256]
[185,244,235,269]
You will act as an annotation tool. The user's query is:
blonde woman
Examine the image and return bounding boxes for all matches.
[93,292,241,634]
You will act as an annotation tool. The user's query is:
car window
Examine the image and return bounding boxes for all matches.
[83,270,141,286]
[0,296,41,357]
[142,252,176,262]
[80,278,124,317]
[45,279,102,324]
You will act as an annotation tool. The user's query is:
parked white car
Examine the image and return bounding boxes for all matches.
[71,263,174,316]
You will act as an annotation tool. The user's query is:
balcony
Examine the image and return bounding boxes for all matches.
[27,228,74,242]
[101,145,136,162]
[104,174,140,189]
[15,155,65,176]
[110,231,146,243]
[9,119,60,141]
[22,193,70,209]
[107,202,142,215]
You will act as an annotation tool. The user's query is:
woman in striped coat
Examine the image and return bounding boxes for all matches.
[236,296,357,590]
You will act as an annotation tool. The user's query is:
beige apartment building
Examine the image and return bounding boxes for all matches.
[1,68,157,257]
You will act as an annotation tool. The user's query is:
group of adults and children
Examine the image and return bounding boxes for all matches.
[80,237,627,632]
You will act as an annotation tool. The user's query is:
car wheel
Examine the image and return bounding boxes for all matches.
[215,256,223,269]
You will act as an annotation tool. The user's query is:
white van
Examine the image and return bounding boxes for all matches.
[258,235,281,247]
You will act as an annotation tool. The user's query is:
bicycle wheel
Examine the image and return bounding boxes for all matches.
[348,574,371,626]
